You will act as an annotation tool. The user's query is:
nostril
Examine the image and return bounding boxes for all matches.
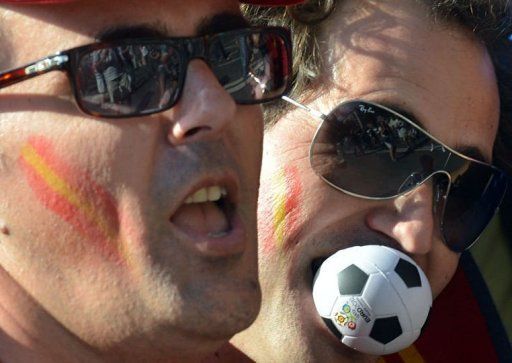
[184,127,207,138]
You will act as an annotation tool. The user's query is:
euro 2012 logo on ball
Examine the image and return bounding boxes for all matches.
[312,245,432,355]
[334,304,357,330]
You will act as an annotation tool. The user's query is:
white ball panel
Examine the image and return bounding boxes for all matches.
[362,274,410,335]
[389,272,431,329]
[360,245,400,272]
[312,245,433,356]
[328,247,380,275]
[313,269,340,317]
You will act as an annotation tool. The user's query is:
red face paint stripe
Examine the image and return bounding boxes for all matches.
[26,136,118,234]
[281,165,302,250]
[20,158,112,244]
[19,136,120,261]
[271,165,302,250]
[285,166,302,245]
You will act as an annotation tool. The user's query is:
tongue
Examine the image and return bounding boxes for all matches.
[171,202,229,236]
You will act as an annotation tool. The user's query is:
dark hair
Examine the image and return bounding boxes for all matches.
[244,0,512,247]
[242,1,512,172]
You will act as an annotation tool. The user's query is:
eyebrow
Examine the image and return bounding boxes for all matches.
[454,146,489,164]
[96,12,249,41]
[97,24,168,41]
[378,101,489,163]
[197,12,250,36]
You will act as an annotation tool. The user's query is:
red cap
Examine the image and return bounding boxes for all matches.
[0,0,302,4]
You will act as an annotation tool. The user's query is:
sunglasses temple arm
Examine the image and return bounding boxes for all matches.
[0,54,69,89]
[281,96,326,121]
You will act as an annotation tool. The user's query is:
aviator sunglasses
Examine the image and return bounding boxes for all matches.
[0,27,292,118]
[283,96,508,252]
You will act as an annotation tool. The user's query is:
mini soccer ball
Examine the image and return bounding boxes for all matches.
[312,245,432,355]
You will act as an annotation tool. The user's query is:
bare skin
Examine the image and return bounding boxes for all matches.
[0,1,263,361]
[233,0,499,362]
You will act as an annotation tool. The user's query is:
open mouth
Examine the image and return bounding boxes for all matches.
[171,185,234,237]
[311,256,328,283]
[168,182,248,257]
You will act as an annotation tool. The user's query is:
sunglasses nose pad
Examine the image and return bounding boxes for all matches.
[432,173,450,219]
[397,172,424,194]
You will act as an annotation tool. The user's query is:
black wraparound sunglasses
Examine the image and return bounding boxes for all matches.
[283,96,508,252]
[0,27,292,118]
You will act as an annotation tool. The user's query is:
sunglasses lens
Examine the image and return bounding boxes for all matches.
[310,100,508,252]
[73,29,291,117]
[75,44,183,117]
[442,164,507,251]
[210,30,290,104]
[310,101,450,198]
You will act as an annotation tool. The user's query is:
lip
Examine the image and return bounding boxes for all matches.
[169,172,247,258]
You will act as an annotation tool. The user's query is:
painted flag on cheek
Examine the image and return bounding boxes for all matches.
[271,165,302,251]
[19,136,121,262]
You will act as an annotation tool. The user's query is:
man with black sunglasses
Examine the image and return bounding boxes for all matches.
[226,0,512,362]
[0,0,301,361]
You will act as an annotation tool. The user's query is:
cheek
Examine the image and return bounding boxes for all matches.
[18,135,122,263]
[258,165,303,255]
[420,245,459,299]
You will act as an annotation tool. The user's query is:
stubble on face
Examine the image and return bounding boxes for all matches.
[19,135,122,264]
[235,0,499,362]
[0,0,263,360]
[259,165,303,254]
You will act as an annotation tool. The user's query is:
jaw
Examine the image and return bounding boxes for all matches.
[239,229,394,363]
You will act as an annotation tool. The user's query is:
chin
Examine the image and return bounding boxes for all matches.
[179,273,262,340]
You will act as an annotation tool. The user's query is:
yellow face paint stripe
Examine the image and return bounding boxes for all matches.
[272,168,288,249]
[21,143,116,240]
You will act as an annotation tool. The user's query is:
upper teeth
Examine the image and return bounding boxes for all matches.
[184,186,227,204]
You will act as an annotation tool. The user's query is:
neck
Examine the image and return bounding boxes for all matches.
[0,266,101,362]
[0,266,224,362]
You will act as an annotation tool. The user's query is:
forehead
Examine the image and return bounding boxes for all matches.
[318,0,499,161]
[1,0,242,62]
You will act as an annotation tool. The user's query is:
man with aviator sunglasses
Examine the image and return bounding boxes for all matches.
[229,0,512,362]
[0,0,301,361]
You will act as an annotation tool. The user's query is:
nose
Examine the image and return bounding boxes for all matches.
[366,182,436,255]
[165,60,237,145]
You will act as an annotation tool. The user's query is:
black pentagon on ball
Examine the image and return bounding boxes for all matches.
[394,258,422,288]
[338,264,369,295]
[370,316,403,344]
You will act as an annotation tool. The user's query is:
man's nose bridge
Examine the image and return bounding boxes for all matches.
[398,169,451,196]
[165,45,237,145]
[426,170,451,202]
[185,37,208,63]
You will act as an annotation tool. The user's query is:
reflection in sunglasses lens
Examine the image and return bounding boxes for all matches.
[76,44,182,117]
[443,164,507,251]
[310,101,508,251]
[73,29,291,117]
